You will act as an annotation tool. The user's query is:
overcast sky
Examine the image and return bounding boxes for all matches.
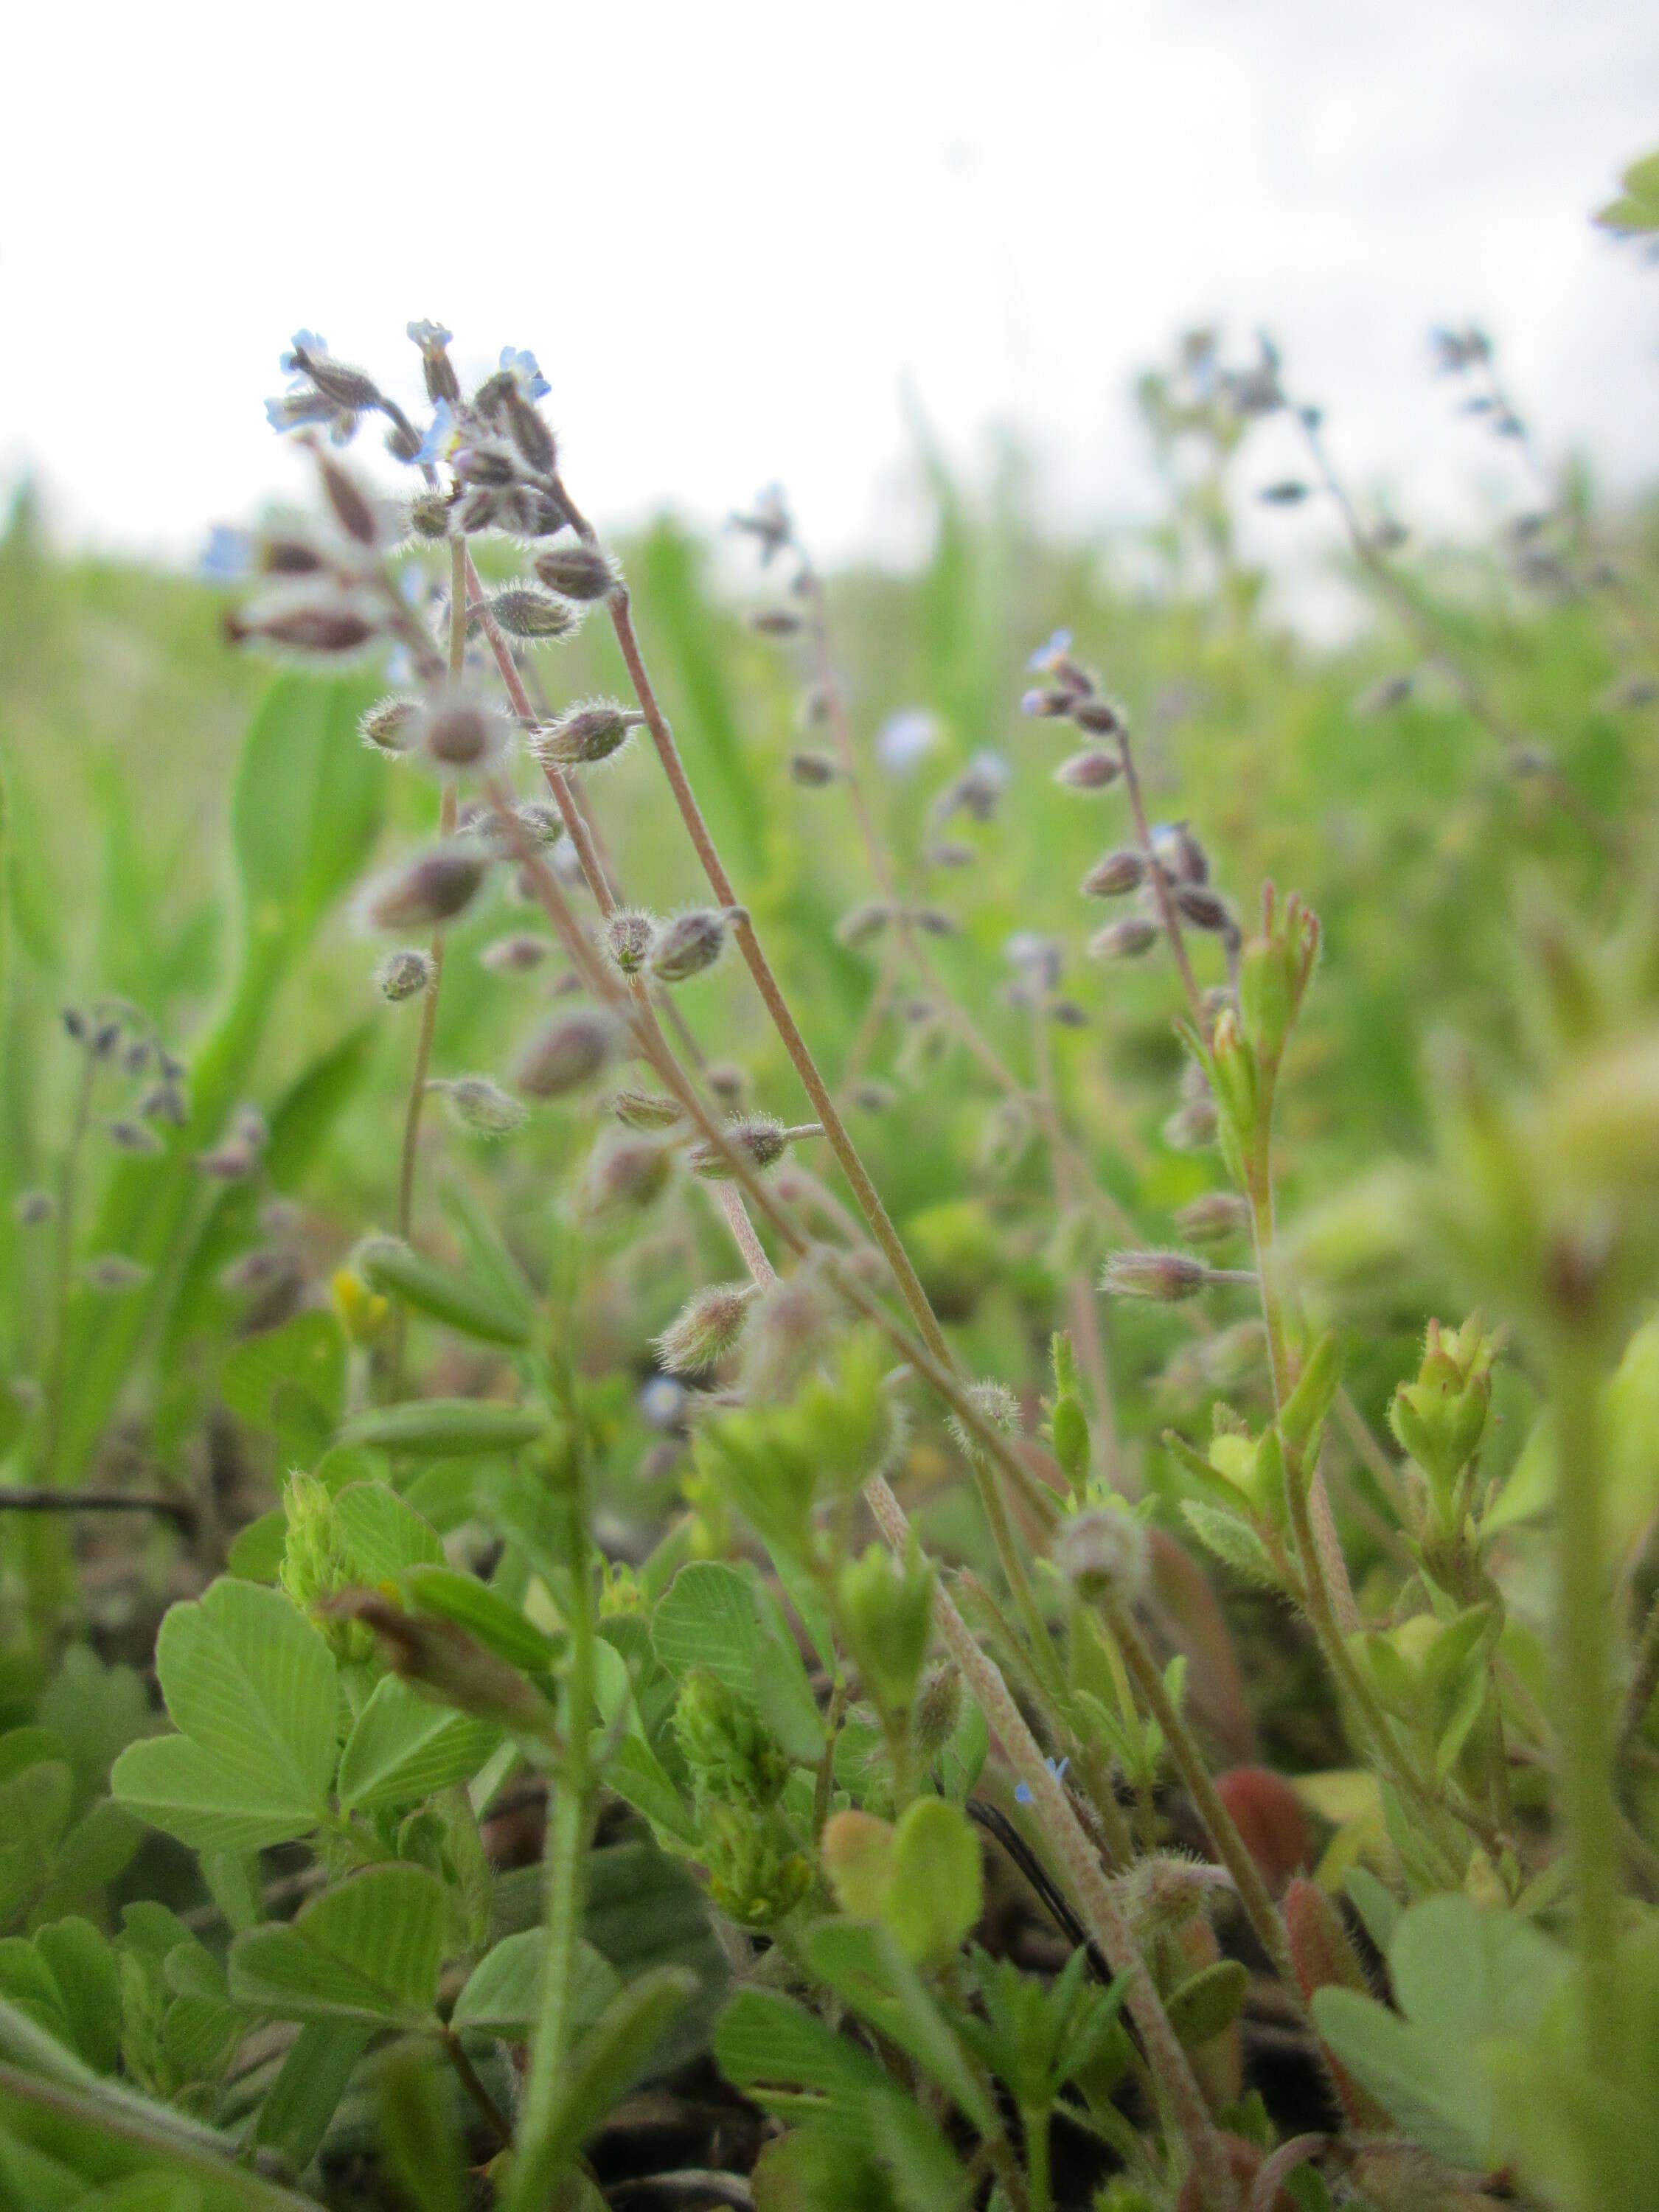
[4,0,1657,569]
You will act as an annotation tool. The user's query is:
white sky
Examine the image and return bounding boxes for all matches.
[4,0,1658,569]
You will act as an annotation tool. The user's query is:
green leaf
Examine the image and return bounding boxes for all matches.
[1180,1500,1282,1588]
[338,1399,548,1456]
[232,675,383,946]
[400,1565,560,1672]
[358,1237,532,1348]
[335,1676,498,1815]
[330,1483,443,1579]
[451,1931,619,2039]
[651,1563,823,1763]
[375,2045,466,2212]
[1165,1958,1248,2047]
[512,1965,697,2203]
[229,1865,447,2026]
[220,1310,346,1455]
[253,2020,373,2171]
[879,1797,982,1967]
[111,1580,337,1852]
[0,1763,72,1927]
[803,1920,997,2135]
[598,1732,698,1847]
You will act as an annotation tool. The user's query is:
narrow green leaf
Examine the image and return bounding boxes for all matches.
[339,1399,548,1456]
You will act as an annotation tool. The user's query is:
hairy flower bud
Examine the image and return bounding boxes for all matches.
[417,690,512,777]
[581,1133,673,1217]
[689,1113,807,1179]
[534,699,643,768]
[1088,916,1161,960]
[514,1008,622,1099]
[655,1281,759,1374]
[835,900,892,948]
[1152,819,1209,886]
[912,1663,964,1766]
[106,1119,162,1155]
[487,585,579,641]
[650,908,731,984]
[674,1669,790,1805]
[946,1377,1021,1462]
[1069,694,1125,737]
[226,591,380,658]
[613,1088,685,1133]
[316,452,383,547]
[13,1189,55,1227]
[531,540,617,602]
[605,907,657,975]
[480,931,550,975]
[1056,747,1122,793]
[361,841,487,931]
[1175,1191,1250,1243]
[1100,1248,1210,1301]
[1082,847,1147,898]
[1173,883,1234,934]
[361,695,422,752]
[429,1074,528,1137]
[1055,1505,1150,1604]
[788,750,839,787]
[501,386,556,476]
[1164,1096,1220,1151]
[453,439,520,489]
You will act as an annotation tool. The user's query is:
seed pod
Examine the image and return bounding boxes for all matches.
[226,595,379,656]
[1173,883,1233,933]
[257,533,326,577]
[613,1088,684,1132]
[487,585,579,641]
[1164,1096,1220,1151]
[1054,748,1121,791]
[655,1281,759,1374]
[296,349,380,413]
[418,691,512,776]
[788,751,839,787]
[1152,819,1209,886]
[1055,1506,1150,1604]
[361,841,487,931]
[706,1061,747,1103]
[1082,847,1147,897]
[912,1663,963,1766]
[835,901,892,948]
[1069,694,1124,737]
[1021,686,1077,718]
[514,1008,621,1099]
[532,540,618,602]
[605,908,657,975]
[689,1113,798,1179]
[361,695,422,752]
[1088,916,1160,960]
[581,1134,674,1217]
[534,699,643,768]
[650,909,729,983]
[1175,1191,1250,1243]
[480,932,550,975]
[316,452,382,547]
[429,1075,528,1137]
[1099,1248,1210,1301]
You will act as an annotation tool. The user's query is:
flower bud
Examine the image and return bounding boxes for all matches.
[605,908,657,975]
[836,1541,936,1717]
[852,1080,895,1114]
[1175,1191,1250,1244]
[1054,1505,1149,1605]
[1082,848,1147,898]
[13,1190,54,1227]
[361,841,487,931]
[1100,1248,1210,1301]
[1163,1096,1220,1151]
[1054,748,1121,791]
[194,1144,255,1180]
[360,695,422,752]
[1070,695,1124,736]
[226,592,380,658]
[1173,883,1233,934]
[453,439,520,488]
[581,1133,673,1217]
[514,1008,622,1099]
[532,540,618,602]
[487,586,579,641]
[137,1082,188,1127]
[946,1378,1020,1461]
[327,1590,557,1736]
[429,1074,528,1137]
[316,452,383,547]
[1152,820,1209,886]
[689,1113,804,1179]
[105,1119,161,1155]
[1088,917,1160,959]
[674,1669,790,1806]
[912,1663,964,1766]
[745,608,803,638]
[613,1088,684,1133]
[501,386,556,476]
[788,751,839,787]
[835,900,892,948]
[655,1281,759,1374]
[706,1062,747,1103]
[417,691,512,777]
[650,908,730,984]
[534,699,643,768]
[479,932,550,975]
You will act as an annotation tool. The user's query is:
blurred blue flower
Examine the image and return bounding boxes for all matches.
[416,399,456,467]
[407,319,452,353]
[264,390,334,434]
[1014,1755,1068,1806]
[199,526,251,583]
[280,329,327,378]
[1026,627,1071,674]
[384,645,416,688]
[499,346,550,400]
[875,708,936,774]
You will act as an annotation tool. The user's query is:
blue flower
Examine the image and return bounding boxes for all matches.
[416,399,456,467]
[264,390,335,434]
[199,526,251,582]
[875,709,936,774]
[1026,627,1072,674]
[1014,1755,1069,1806]
[498,346,550,401]
[280,329,327,378]
[383,644,417,689]
[407,319,453,354]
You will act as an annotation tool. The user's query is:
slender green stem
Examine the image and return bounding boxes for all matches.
[1551,1331,1623,2080]
[1022,2103,1053,2212]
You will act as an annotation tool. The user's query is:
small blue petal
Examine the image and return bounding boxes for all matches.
[875,709,936,774]
[384,644,416,687]
[199,526,251,582]
[280,328,327,375]
[1026,627,1072,673]
[407,319,453,352]
[416,398,455,467]
[1014,1782,1033,1804]
[500,345,551,400]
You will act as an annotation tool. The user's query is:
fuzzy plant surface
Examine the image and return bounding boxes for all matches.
[1,151,1659,2212]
